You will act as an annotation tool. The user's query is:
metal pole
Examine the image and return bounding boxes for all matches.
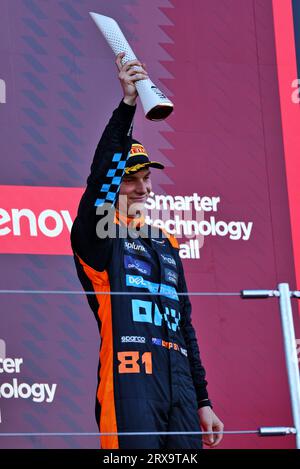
[278,283,300,449]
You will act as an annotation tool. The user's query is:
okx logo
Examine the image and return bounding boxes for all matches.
[131,299,181,332]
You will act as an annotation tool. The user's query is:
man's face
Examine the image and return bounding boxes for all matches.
[118,168,152,217]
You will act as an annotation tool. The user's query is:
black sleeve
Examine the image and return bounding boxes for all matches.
[71,100,136,271]
[178,256,212,409]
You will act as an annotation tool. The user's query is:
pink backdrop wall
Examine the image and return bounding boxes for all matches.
[0,0,299,449]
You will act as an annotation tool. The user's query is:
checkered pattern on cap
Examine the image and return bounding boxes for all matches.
[94,151,129,207]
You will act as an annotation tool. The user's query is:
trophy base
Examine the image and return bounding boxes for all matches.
[146,103,174,121]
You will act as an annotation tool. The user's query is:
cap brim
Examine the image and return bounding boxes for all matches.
[124,161,164,174]
[147,161,165,170]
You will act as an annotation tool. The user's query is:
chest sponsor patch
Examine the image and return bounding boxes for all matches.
[151,238,166,245]
[124,240,150,258]
[131,299,181,331]
[164,268,178,286]
[124,255,151,276]
[126,275,179,301]
[160,253,176,267]
[121,336,146,343]
[152,337,187,357]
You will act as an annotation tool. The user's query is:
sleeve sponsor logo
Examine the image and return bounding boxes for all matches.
[160,284,179,301]
[160,253,176,267]
[164,268,178,286]
[124,255,151,276]
[126,275,179,301]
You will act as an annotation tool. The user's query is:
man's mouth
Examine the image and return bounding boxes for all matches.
[131,197,147,202]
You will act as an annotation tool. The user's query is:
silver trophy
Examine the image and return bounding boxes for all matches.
[90,12,174,121]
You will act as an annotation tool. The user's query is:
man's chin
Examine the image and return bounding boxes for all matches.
[128,201,146,216]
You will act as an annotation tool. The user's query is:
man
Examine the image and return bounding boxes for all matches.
[71,52,224,449]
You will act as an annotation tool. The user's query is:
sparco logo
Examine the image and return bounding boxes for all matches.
[121,336,146,343]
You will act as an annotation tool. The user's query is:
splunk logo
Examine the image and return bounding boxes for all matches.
[0,79,6,104]
[124,240,150,258]
[0,185,84,255]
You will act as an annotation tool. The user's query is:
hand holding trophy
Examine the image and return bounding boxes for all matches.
[89,12,174,121]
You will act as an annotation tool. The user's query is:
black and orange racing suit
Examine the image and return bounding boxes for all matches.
[71,100,211,449]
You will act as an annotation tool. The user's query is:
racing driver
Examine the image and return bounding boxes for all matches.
[71,52,224,449]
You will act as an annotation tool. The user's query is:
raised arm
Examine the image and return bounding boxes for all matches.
[71,53,148,270]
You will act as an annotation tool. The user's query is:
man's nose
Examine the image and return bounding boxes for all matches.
[135,179,148,193]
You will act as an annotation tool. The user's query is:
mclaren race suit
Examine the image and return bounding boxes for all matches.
[71,100,211,449]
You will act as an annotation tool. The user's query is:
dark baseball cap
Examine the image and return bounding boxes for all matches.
[124,139,164,175]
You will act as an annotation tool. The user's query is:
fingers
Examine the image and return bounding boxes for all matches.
[126,68,148,83]
[202,422,224,448]
[202,424,214,447]
[203,431,218,447]
[123,60,144,72]
[127,68,148,85]
[127,67,144,76]
[204,422,224,448]
[130,75,148,86]
[115,52,125,71]
[116,51,148,102]
[199,408,224,449]
[210,422,224,448]
[121,72,148,88]
[115,52,145,72]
